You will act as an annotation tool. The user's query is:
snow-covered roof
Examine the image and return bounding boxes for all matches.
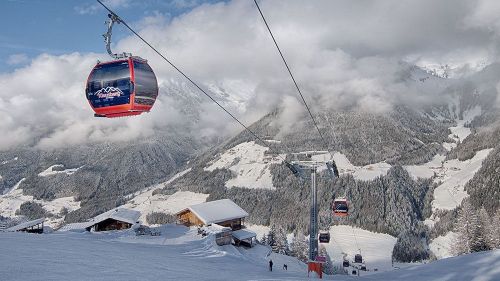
[7,218,45,232]
[58,208,140,232]
[92,208,140,225]
[178,199,248,225]
[232,229,256,241]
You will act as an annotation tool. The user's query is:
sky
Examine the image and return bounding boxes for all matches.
[0,0,222,72]
[2,0,500,151]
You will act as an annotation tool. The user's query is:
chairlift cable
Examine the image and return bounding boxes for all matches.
[95,0,290,164]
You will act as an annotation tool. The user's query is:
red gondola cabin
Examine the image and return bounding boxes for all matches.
[86,57,158,118]
[333,198,349,217]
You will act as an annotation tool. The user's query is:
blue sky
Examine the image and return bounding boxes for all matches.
[0,0,221,73]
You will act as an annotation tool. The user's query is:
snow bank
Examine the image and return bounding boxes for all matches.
[205,141,285,189]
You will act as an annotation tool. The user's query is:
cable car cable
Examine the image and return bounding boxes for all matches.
[95,0,289,164]
[254,2,371,258]
[253,0,334,160]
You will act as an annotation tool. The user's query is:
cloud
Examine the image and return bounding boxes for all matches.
[3,0,500,150]
[75,0,132,15]
[6,53,29,65]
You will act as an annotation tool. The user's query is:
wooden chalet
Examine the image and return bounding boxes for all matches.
[176,199,249,230]
[6,218,45,234]
[58,208,140,232]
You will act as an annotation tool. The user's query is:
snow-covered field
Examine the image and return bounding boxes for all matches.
[432,148,492,211]
[0,178,80,228]
[0,227,498,281]
[323,225,397,275]
[205,141,285,189]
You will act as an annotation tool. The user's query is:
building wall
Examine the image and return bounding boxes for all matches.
[177,210,204,226]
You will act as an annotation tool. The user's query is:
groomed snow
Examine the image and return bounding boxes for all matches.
[2,225,495,280]
[323,225,397,275]
[205,141,285,189]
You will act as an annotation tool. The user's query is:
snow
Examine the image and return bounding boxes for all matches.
[182,199,248,225]
[0,225,307,281]
[323,225,397,275]
[38,164,83,177]
[0,178,80,228]
[403,146,492,211]
[205,141,285,189]
[432,148,493,211]
[0,225,498,280]
[121,168,210,224]
[313,152,391,181]
[7,218,45,232]
[232,228,257,240]
[246,224,270,241]
[429,231,459,259]
[404,154,446,180]
[361,249,500,281]
[126,191,209,224]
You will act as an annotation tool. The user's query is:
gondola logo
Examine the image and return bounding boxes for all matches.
[95,87,123,99]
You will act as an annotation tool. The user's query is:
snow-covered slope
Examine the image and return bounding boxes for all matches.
[0,178,80,228]
[122,168,210,224]
[0,229,498,281]
[204,141,285,189]
[323,225,397,275]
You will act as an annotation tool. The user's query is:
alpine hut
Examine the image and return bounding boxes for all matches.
[176,199,248,231]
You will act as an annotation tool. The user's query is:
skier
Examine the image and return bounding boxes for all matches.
[269,259,273,271]
[283,264,288,270]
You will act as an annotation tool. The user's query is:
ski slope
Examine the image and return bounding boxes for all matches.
[323,225,397,275]
[0,227,498,281]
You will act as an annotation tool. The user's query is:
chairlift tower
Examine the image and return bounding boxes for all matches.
[287,151,339,261]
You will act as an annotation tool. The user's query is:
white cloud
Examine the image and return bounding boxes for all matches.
[3,0,500,150]
[75,0,132,15]
[7,53,29,65]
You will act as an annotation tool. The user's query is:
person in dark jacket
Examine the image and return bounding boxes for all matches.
[283,264,288,270]
[269,259,273,271]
